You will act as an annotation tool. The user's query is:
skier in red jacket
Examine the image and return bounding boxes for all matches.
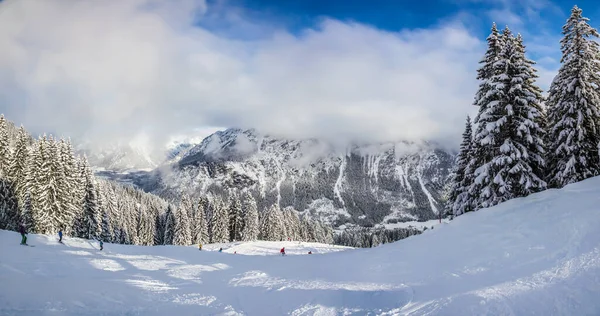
[280,247,285,256]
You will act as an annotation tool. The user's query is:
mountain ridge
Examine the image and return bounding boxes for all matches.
[103,128,456,229]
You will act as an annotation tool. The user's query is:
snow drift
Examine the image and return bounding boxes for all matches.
[2,176,600,315]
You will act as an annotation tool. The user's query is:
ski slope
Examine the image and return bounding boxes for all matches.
[2,177,600,315]
[202,240,352,256]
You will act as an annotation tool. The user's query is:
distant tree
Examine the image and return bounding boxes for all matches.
[260,204,285,241]
[447,116,474,217]
[241,192,259,241]
[193,196,209,244]
[210,197,230,243]
[163,205,176,245]
[228,193,244,241]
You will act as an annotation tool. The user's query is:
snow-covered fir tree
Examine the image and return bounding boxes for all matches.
[228,193,244,241]
[31,136,53,233]
[546,5,600,188]
[468,23,507,211]
[477,23,504,82]
[515,33,548,179]
[210,196,230,243]
[0,114,11,178]
[8,126,29,208]
[154,212,165,246]
[100,207,112,242]
[103,183,120,243]
[241,191,259,241]
[282,207,301,240]
[193,196,209,244]
[80,157,101,239]
[0,178,18,230]
[20,190,33,231]
[447,116,474,217]
[299,216,310,241]
[260,204,285,241]
[163,205,176,245]
[173,194,193,245]
[469,30,547,209]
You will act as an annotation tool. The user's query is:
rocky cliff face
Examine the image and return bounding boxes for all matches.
[132,128,455,229]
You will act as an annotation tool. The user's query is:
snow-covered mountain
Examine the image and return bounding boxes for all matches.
[75,140,160,172]
[77,131,214,172]
[132,128,455,229]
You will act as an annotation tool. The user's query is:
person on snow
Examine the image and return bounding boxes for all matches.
[99,240,104,251]
[308,251,312,254]
[19,224,27,245]
[218,248,223,253]
[280,247,285,256]
[58,230,63,243]
[198,243,202,251]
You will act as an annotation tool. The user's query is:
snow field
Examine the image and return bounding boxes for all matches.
[1,176,600,315]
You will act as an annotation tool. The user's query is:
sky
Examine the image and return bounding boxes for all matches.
[0,0,598,155]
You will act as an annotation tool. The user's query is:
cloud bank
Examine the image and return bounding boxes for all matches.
[0,0,530,153]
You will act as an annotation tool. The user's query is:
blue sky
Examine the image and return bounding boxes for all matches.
[201,0,599,70]
[1,0,600,152]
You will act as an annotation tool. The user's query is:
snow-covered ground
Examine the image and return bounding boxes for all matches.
[202,240,352,256]
[2,176,600,315]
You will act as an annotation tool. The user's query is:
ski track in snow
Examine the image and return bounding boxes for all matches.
[3,176,600,315]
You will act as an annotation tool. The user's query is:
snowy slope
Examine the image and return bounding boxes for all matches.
[2,176,600,315]
[202,240,352,256]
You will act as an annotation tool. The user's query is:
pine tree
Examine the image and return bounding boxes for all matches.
[210,197,229,243]
[241,191,259,241]
[9,126,30,217]
[469,31,547,208]
[71,157,87,237]
[163,205,176,245]
[322,224,334,244]
[20,190,33,230]
[261,204,285,241]
[100,207,112,242]
[313,220,326,243]
[282,207,301,240]
[228,193,244,241]
[81,157,100,239]
[173,194,193,245]
[468,23,507,211]
[53,138,76,233]
[154,212,165,246]
[31,136,54,233]
[173,195,192,246]
[299,216,310,241]
[447,116,474,217]
[193,196,209,244]
[0,178,18,230]
[515,33,548,179]
[478,23,503,78]
[546,5,600,188]
[103,183,119,243]
[0,114,11,177]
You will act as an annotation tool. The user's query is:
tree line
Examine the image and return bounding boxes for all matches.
[0,117,334,245]
[447,6,600,216]
[334,226,423,248]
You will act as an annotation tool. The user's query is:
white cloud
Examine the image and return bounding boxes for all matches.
[0,0,486,153]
